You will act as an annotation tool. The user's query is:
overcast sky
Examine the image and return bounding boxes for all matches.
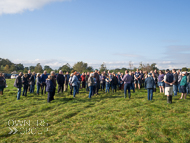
[0,0,190,70]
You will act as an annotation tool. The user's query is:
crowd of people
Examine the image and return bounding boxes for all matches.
[0,68,189,104]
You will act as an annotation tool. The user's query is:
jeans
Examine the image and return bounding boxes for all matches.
[41,82,46,95]
[178,84,181,93]
[86,83,89,91]
[186,83,190,95]
[47,92,53,102]
[37,84,40,94]
[23,86,28,96]
[173,84,178,96]
[105,84,110,93]
[17,88,21,100]
[130,82,135,92]
[30,84,34,93]
[112,84,117,93]
[73,86,77,97]
[89,86,93,98]
[124,83,131,98]
[147,88,153,100]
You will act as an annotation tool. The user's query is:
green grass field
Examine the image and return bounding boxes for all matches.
[1,79,190,143]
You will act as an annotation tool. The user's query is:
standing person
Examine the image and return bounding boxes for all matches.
[27,70,31,92]
[81,73,86,89]
[140,70,144,88]
[121,70,132,99]
[14,72,23,100]
[144,71,148,89]
[105,75,110,93]
[172,69,178,96]
[94,70,100,95]
[177,70,182,93]
[158,71,165,93]
[117,72,122,90]
[22,74,28,97]
[108,73,113,90]
[145,73,155,100]
[0,73,6,95]
[36,73,42,95]
[69,73,73,95]
[50,71,57,100]
[77,72,81,93]
[100,73,106,91]
[186,72,190,95]
[57,70,64,93]
[29,72,35,93]
[154,69,159,86]
[112,73,118,93]
[152,73,157,92]
[85,72,90,91]
[164,69,174,104]
[129,71,135,93]
[88,73,94,98]
[179,72,187,99]
[46,75,54,103]
[93,75,97,96]
[64,72,70,92]
[41,71,48,95]
[71,72,78,98]
[134,69,141,89]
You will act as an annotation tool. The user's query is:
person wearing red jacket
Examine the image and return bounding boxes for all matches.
[81,73,86,88]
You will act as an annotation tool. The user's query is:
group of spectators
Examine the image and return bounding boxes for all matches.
[1,68,189,104]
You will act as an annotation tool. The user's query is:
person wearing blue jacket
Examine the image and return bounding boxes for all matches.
[41,71,48,95]
[36,73,42,95]
[145,73,155,101]
[46,75,54,102]
[71,72,79,98]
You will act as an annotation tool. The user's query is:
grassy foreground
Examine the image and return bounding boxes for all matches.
[0,79,190,143]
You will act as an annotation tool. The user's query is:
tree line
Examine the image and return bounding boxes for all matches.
[0,58,189,74]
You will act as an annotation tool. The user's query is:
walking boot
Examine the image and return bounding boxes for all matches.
[167,96,170,103]
[128,93,131,99]
[169,95,172,104]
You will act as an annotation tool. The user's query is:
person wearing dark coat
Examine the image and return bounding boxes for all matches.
[112,74,118,93]
[85,72,90,91]
[15,72,23,100]
[64,72,70,92]
[46,75,55,102]
[22,74,28,96]
[0,73,6,95]
[57,70,65,93]
[94,70,100,95]
[27,70,31,91]
[50,71,57,100]
[41,71,48,95]
[29,72,35,93]
[145,73,155,101]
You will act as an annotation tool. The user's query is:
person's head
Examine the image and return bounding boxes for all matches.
[148,73,152,77]
[165,69,170,74]
[140,70,142,73]
[24,74,28,78]
[51,71,55,76]
[182,72,186,76]
[87,72,90,75]
[118,72,120,75]
[82,73,85,75]
[152,73,155,77]
[108,71,110,74]
[129,71,131,75]
[90,73,94,77]
[154,69,157,73]
[48,75,51,79]
[137,69,139,72]
[28,70,31,74]
[0,73,2,77]
[125,70,129,74]
[172,69,176,73]
[37,73,40,77]
[32,72,35,76]
[44,70,47,75]
[73,71,77,76]
[66,72,69,75]
[59,70,63,74]
[95,70,97,73]
[150,70,153,73]
[70,73,73,77]
[19,72,23,76]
